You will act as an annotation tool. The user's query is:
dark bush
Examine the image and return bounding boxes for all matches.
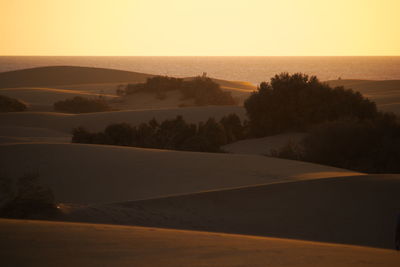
[0,173,59,219]
[244,73,378,137]
[54,96,112,113]
[104,123,134,146]
[0,95,27,112]
[272,113,400,173]
[197,118,228,152]
[220,113,246,143]
[72,114,245,153]
[121,76,237,106]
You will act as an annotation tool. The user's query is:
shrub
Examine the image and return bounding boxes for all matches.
[220,113,246,143]
[104,123,134,146]
[0,173,59,219]
[0,95,27,112]
[72,114,245,153]
[244,73,378,137]
[54,96,112,113]
[272,113,400,173]
[122,76,237,106]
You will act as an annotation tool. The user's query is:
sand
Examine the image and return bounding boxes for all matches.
[222,132,306,155]
[0,106,247,133]
[65,175,400,249]
[1,219,399,267]
[0,143,361,204]
[0,87,117,111]
[0,66,256,111]
[2,67,398,266]
[0,66,154,88]
[0,126,70,144]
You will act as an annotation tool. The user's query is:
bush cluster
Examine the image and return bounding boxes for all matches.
[121,76,237,106]
[72,114,245,152]
[54,96,112,113]
[0,95,27,112]
[244,73,378,136]
[271,113,400,173]
[0,173,58,219]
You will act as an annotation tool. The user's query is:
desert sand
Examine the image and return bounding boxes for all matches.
[2,66,399,266]
[0,126,70,144]
[0,143,361,203]
[63,175,400,249]
[0,106,246,134]
[0,87,117,111]
[0,66,256,112]
[1,219,399,267]
[0,66,154,88]
[222,132,306,155]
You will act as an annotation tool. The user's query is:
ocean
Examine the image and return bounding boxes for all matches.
[1,56,400,84]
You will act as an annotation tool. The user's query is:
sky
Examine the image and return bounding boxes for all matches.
[1,0,400,56]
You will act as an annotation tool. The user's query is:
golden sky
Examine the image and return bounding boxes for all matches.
[1,0,399,56]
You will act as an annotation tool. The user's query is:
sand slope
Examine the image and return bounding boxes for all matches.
[0,106,246,133]
[1,219,398,267]
[0,66,154,88]
[67,175,400,249]
[222,132,306,155]
[0,87,117,111]
[0,66,255,109]
[0,143,361,204]
[0,126,70,144]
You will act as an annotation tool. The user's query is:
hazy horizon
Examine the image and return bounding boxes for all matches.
[2,56,400,83]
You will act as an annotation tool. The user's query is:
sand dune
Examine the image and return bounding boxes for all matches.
[67,175,400,249]
[0,106,246,133]
[0,87,117,111]
[1,219,398,267]
[110,90,196,110]
[0,126,70,144]
[0,143,361,204]
[223,132,306,155]
[0,66,255,108]
[0,66,154,88]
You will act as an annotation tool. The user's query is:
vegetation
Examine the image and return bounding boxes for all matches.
[72,114,245,152]
[54,96,112,113]
[71,72,400,173]
[244,73,378,137]
[120,76,238,106]
[0,95,27,112]
[271,113,400,173]
[0,173,59,219]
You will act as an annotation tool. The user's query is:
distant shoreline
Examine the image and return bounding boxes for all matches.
[1,56,400,83]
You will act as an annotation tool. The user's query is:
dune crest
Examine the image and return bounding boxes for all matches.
[0,143,362,204]
[1,219,399,267]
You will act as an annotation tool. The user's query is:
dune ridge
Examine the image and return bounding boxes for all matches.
[65,175,400,249]
[0,66,154,88]
[1,219,399,267]
[0,106,246,133]
[0,143,361,204]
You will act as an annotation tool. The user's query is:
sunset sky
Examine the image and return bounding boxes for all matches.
[1,0,399,56]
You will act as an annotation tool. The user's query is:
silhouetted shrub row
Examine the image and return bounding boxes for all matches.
[119,76,238,106]
[271,113,400,173]
[72,114,245,152]
[0,95,27,112]
[54,96,112,113]
[244,73,378,137]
